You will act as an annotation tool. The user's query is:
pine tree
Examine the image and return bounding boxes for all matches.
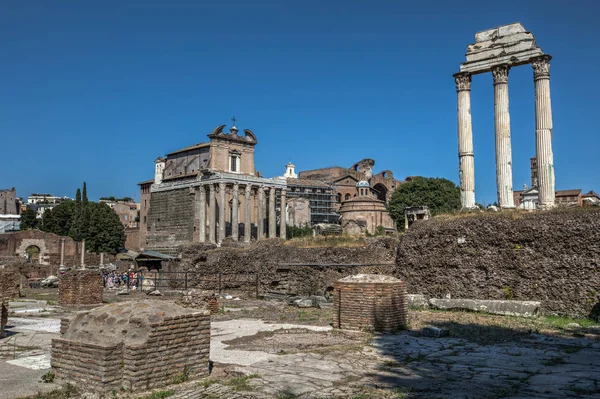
[75,188,81,203]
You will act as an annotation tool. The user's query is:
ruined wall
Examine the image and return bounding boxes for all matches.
[59,270,104,306]
[175,237,398,297]
[397,209,600,317]
[125,227,140,251]
[1,298,8,338]
[146,189,194,252]
[0,269,21,299]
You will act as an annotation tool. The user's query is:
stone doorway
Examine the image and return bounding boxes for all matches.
[25,245,40,263]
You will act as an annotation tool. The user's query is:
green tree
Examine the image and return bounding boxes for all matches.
[75,188,81,203]
[82,182,88,204]
[86,202,125,253]
[20,209,38,230]
[41,201,75,236]
[387,177,461,226]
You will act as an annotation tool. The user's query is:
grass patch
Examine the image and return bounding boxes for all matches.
[222,374,260,391]
[284,235,368,248]
[139,390,174,399]
[544,316,598,329]
[198,378,218,388]
[18,384,78,399]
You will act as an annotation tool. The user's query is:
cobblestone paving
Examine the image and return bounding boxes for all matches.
[169,319,600,399]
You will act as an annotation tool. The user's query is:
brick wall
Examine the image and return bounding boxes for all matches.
[333,278,407,332]
[1,298,8,338]
[59,270,103,306]
[51,311,210,392]
[0,269,20,299]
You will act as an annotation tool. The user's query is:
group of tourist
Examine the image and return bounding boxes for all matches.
[101,268,143,290]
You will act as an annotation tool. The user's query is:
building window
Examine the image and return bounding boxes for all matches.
[345,193,351,201]
[125,215,129,221]
[229,154,240,173]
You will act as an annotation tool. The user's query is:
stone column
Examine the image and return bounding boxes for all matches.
[218,182,226,243]
[492,64,515,208]
[269,188,276,238]
[280,190,287,239]
[244,185,252,243]
[209,184,216,244]
[454,72,476,209]
[257,187,264,239]
[60,238,65,267]
[100,252,104,266]
[231,183,239,241]
[80,239,85,269]
[531,55,556,208]
[197,186,206,243]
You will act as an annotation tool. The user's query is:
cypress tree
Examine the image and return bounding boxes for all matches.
[75,188,81,203]
[82,182,88,204]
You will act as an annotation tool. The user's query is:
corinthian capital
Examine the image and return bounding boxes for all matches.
[531,55,551,79]
[454,72,471,92]
[491,64,510,85]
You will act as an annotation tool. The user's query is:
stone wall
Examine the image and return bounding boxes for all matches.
[146,189,194,251]
[174,237,398,297]
[51,301,210,392]
[125,227,140,251]
[397,209,600,317]
[333,275,407,332]
[59,270,104,306]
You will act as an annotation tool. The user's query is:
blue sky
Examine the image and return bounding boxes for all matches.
[1,0,598,205]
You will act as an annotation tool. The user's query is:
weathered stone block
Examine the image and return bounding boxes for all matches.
[428,298,541,318]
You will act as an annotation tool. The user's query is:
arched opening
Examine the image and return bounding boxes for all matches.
[25,245,40,263]
[344,193,351,201]
[374,183,389,203]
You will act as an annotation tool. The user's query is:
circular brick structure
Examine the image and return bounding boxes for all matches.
[333,274,407,332]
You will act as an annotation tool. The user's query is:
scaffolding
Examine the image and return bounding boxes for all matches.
[285,180,339,225]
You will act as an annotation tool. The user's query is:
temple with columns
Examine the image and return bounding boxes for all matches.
[138,122,287,252]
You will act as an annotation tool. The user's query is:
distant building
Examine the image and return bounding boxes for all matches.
[99,200,140,228]
[0,188,19,215]
[555,189,582,207]
[27,193,71,205]
[0,215,20,233]
[338,180,396,235]
[582,191,600,206]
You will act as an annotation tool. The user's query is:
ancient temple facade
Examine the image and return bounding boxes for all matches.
[139,124,287,253]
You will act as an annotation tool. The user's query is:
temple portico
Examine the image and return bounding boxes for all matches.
[454,23,556,209]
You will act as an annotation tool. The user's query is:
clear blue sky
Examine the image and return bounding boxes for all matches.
[1,0,598,205]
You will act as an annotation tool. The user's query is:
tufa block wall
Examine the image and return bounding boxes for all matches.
[0,269,21,299]
[333,274,408,332]
[146,189,194,251]
[59,270,104,306]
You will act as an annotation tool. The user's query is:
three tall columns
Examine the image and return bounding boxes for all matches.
[531,55,555,208]
[454,72,476,209]
[455,56,555,210]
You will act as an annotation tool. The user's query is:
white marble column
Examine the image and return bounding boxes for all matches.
[454,72,476,209]
[232,183,239,241]
[257,187,264,239]
[280,190,287,239]
[532,55,556,208]
[269,188,276,238]
[80,239,85,269]
[197,186,206,242]
[60,238,65,267]
[209,184,216,244]
[100,252,104,266]
[244,185,252,243]
[492,64,515,208]
[218,182,226,243]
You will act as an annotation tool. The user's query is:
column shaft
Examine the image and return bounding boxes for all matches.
[218,182,226,242]
[269,188,276,238]
[244,185,252,242]
[232,183,239,241]
[198,186,206,242]
[532,55,556,208]
[454,72,476,208]
[280,190,287,239]
[80,239,85,269]
[492,65,515,208]
[257,187,264,239]
[209,184,216,244]
[60,238,65,267]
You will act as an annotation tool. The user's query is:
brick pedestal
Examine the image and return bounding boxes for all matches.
[59,270,103,306]
[333,274,407,332]
[51,301,211,392]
